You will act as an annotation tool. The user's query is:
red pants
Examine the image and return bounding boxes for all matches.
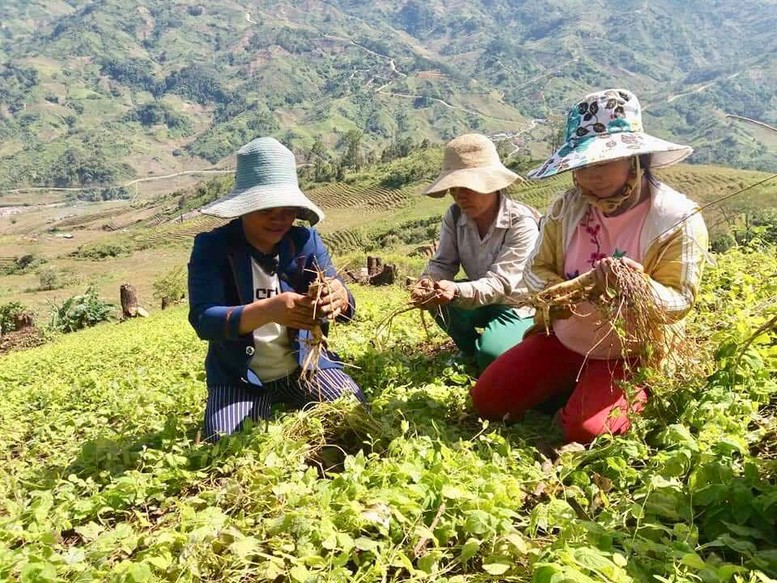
[471,333,647,444]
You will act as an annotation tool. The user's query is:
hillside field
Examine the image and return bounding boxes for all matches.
[0,159,775,317]
[0,246,775,581]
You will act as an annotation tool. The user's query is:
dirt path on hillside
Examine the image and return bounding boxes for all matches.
[644,72,741,111]
[0,168,234,198]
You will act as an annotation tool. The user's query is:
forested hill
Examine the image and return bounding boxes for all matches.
[1,0,776,191]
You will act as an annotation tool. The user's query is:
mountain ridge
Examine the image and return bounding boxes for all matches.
[1,0,775,193]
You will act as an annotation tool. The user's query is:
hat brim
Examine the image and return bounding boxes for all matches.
[422,165,522,198]
[200,183,325,225]
[528,133,693,180]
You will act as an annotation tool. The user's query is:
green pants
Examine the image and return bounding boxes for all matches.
[433,304,534,371]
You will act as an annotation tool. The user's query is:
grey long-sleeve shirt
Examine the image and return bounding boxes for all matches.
[422,194,540,310]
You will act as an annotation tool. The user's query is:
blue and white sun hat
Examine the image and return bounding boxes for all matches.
[528,89,693,180]
[201,137,324,225]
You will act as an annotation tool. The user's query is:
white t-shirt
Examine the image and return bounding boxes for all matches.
[248,258,298,382]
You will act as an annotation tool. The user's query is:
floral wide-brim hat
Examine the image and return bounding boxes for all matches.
[528,89,692,180]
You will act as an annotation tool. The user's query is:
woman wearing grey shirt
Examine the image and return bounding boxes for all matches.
[414,134,540,371]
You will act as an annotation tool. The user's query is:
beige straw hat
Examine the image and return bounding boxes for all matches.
[422,133,523,198]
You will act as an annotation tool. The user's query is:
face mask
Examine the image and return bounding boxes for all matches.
[575,158,643,214]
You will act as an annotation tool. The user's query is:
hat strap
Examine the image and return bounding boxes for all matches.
[575,157,643,214]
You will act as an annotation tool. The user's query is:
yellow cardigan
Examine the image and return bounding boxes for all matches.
[523,180,709,337]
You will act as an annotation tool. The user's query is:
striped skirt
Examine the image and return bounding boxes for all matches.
[204,367,364,442]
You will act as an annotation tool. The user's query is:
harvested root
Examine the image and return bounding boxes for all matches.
[513,262,676,369]
[300,264,360,390]
[410,278,439,307]
[600,261,670,369]
[510,271,599,336]
[301,274,328,386]
[535,270,598,306]
[376,278,442,343]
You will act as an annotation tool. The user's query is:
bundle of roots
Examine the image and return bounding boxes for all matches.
[409,278,439,307]
[516,262,674,369]
[301,269,333,385]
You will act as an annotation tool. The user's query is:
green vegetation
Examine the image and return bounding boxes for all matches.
[0,253,46,276]
[0,246,775,581]
[152,265,187,309]
[0,0,775,192]
[124,103,194,139]
[47,286,114,333]
[37,266,65,291]
[0,300,29,333]
[45,149,135,189]
[71,242,132,261]
[67,187,132,204]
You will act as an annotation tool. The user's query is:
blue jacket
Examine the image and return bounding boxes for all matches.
[187,219,354,387]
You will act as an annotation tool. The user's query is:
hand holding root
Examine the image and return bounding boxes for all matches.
[527,257,644,310]
[301,272,331,382]
[268,292,317,330]
[512,257,670,368]
[592,256,644,294]
[410,278,456,308]
[315,277,351,320]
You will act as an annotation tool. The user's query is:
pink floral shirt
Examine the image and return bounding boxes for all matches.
[553,197,651,359]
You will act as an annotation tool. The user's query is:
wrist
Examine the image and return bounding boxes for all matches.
[239,297,275,334]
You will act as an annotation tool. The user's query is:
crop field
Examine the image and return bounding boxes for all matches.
[0,246,775,582]
[0,160,774,312]
[306,184,419,212]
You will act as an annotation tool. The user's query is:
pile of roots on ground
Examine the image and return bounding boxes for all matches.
[281,398,383,473]
[517,262,680,371]
[0,327,47,355]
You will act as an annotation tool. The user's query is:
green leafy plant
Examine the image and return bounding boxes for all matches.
[152,265,187,308]
[71,242,132,260]
[37,267,64,291]
[48,286,114,332]
[0,253,47,276]
[0,300,30,334]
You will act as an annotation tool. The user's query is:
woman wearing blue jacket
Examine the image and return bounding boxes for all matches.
[188,137,364,442]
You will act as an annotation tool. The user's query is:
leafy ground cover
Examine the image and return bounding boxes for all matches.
[0,246,775,582]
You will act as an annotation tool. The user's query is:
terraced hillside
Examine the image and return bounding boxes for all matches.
[0,157,773,314]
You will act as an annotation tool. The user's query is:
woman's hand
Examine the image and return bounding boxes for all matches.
[267,292,317,330]
[433,280,457,305]
[315,278,351,320]
[593,256,644,291]
[417,280,457,307]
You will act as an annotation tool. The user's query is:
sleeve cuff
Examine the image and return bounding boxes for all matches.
[453,281,476,303]
[225,305,246,339]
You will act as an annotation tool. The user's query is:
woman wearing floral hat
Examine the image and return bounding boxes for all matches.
[472,89,709,444]
[188,137,364,442]
[413,133,540,371]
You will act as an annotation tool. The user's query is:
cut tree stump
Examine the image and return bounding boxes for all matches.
[369,263,397,286]
[367,256,383,277]
[13,312,34,331]
[120,283,149,318]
